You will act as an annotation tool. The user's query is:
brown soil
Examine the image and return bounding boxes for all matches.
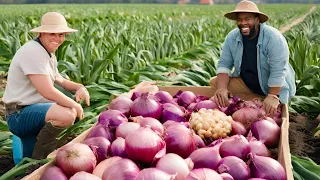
[289,112,320,164]
[280,6,316,34]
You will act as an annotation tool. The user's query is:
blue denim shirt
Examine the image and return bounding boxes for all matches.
[217,23,296,103]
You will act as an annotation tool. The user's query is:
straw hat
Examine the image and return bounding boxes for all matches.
[30,12,77,33]
[224,0,269,23]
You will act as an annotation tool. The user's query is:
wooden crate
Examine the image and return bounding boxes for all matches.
[23,86,293,180]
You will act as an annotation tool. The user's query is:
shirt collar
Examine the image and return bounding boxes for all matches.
[34,37,52,58]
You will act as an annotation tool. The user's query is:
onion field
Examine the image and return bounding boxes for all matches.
[0,3,320,179]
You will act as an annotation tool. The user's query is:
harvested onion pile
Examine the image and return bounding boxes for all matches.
[190,109,232,139]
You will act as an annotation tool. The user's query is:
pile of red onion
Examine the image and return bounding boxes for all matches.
[41,87,286,180]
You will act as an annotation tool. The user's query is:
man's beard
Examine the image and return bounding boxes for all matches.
[239,24,257,40]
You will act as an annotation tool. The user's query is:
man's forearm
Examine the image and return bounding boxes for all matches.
[217,73,230,89]
[268,87,281,96]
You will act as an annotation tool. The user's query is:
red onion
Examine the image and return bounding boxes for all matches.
[189,146,221,170]
[251,120,280,148]
[161,103,186,123]
[83,137,111,163]
[192,134,206,148]
[156,153,192,180]
[177,91,196,107]
[40,166,68,180]
[232,107,263,128]
[86,124,115,143]
[155,91,173,104]
[248,179,267,180]
[125,127,166,164]
[56,143,97,177]
[162,120,189,129]
[272,110,282,125]
[220,173,234,180]
[130,92,162,119]
[164,124,196,158]
[108,95,133,117]
[187,103,197,112]
[132,116,164,135]
[231,121,248,136]
[102,158,140,180]
[195,95,209,102]
[110,137,127,158]
[219,135,251,160]
[186,168,223,180]
[69,171,101,180]
[135,168,175,180]
[131,91,142,101]
[98,110,128,127]
[248,138,271,157]
[218,156,251,180]
[116,122,140,138]
[93,156,122,178]
[249,153,286,180]
[195,100,218,111]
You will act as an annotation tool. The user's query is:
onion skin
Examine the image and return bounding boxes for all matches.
[116,122,141,139]
[189,146,221,170]
[232,107,262,128]
[177,91,196,107]
[134,116,164,135]
[69,171,101,180]
[40,166,68,180]
[55,143,97,177]
[192,134,206,148]
[82,137,111,163]
[125,127,166,164]
[251,120,280,148]
[108,95,133,117]
[86,124,115,143]
[231,121,248,136]
[249,153,286,180]
[217,156,251,180]
[155,91,174,104]
[156,153,192,180]
[135,168,175,180]
[161,103,186,123]
[92,157,122,178]
[219,135,251,160]
[248,139,271,157]
[220,173,234,180]
[195,100,218,111]
[110,137,127,158]
[98,110,128,127]
[186,168,223,180]
[102,158,140,180]
[130,93,162,119]
[164,124,196,158]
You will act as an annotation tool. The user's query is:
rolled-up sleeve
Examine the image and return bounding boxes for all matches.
[267,34,289,87]
[217,36,234,76]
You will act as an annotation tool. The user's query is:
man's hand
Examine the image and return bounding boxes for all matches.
[75,86,90,106]
[262,94,280,116]
[214,88,233,108]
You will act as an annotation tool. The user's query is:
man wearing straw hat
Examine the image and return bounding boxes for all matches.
[3,12,90,160]
[210,0,296,116]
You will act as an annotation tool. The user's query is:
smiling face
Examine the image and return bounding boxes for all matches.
[39,33,66,53]
[236,12,260,38]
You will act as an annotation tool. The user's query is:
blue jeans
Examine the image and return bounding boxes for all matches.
[6,103,53,158]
